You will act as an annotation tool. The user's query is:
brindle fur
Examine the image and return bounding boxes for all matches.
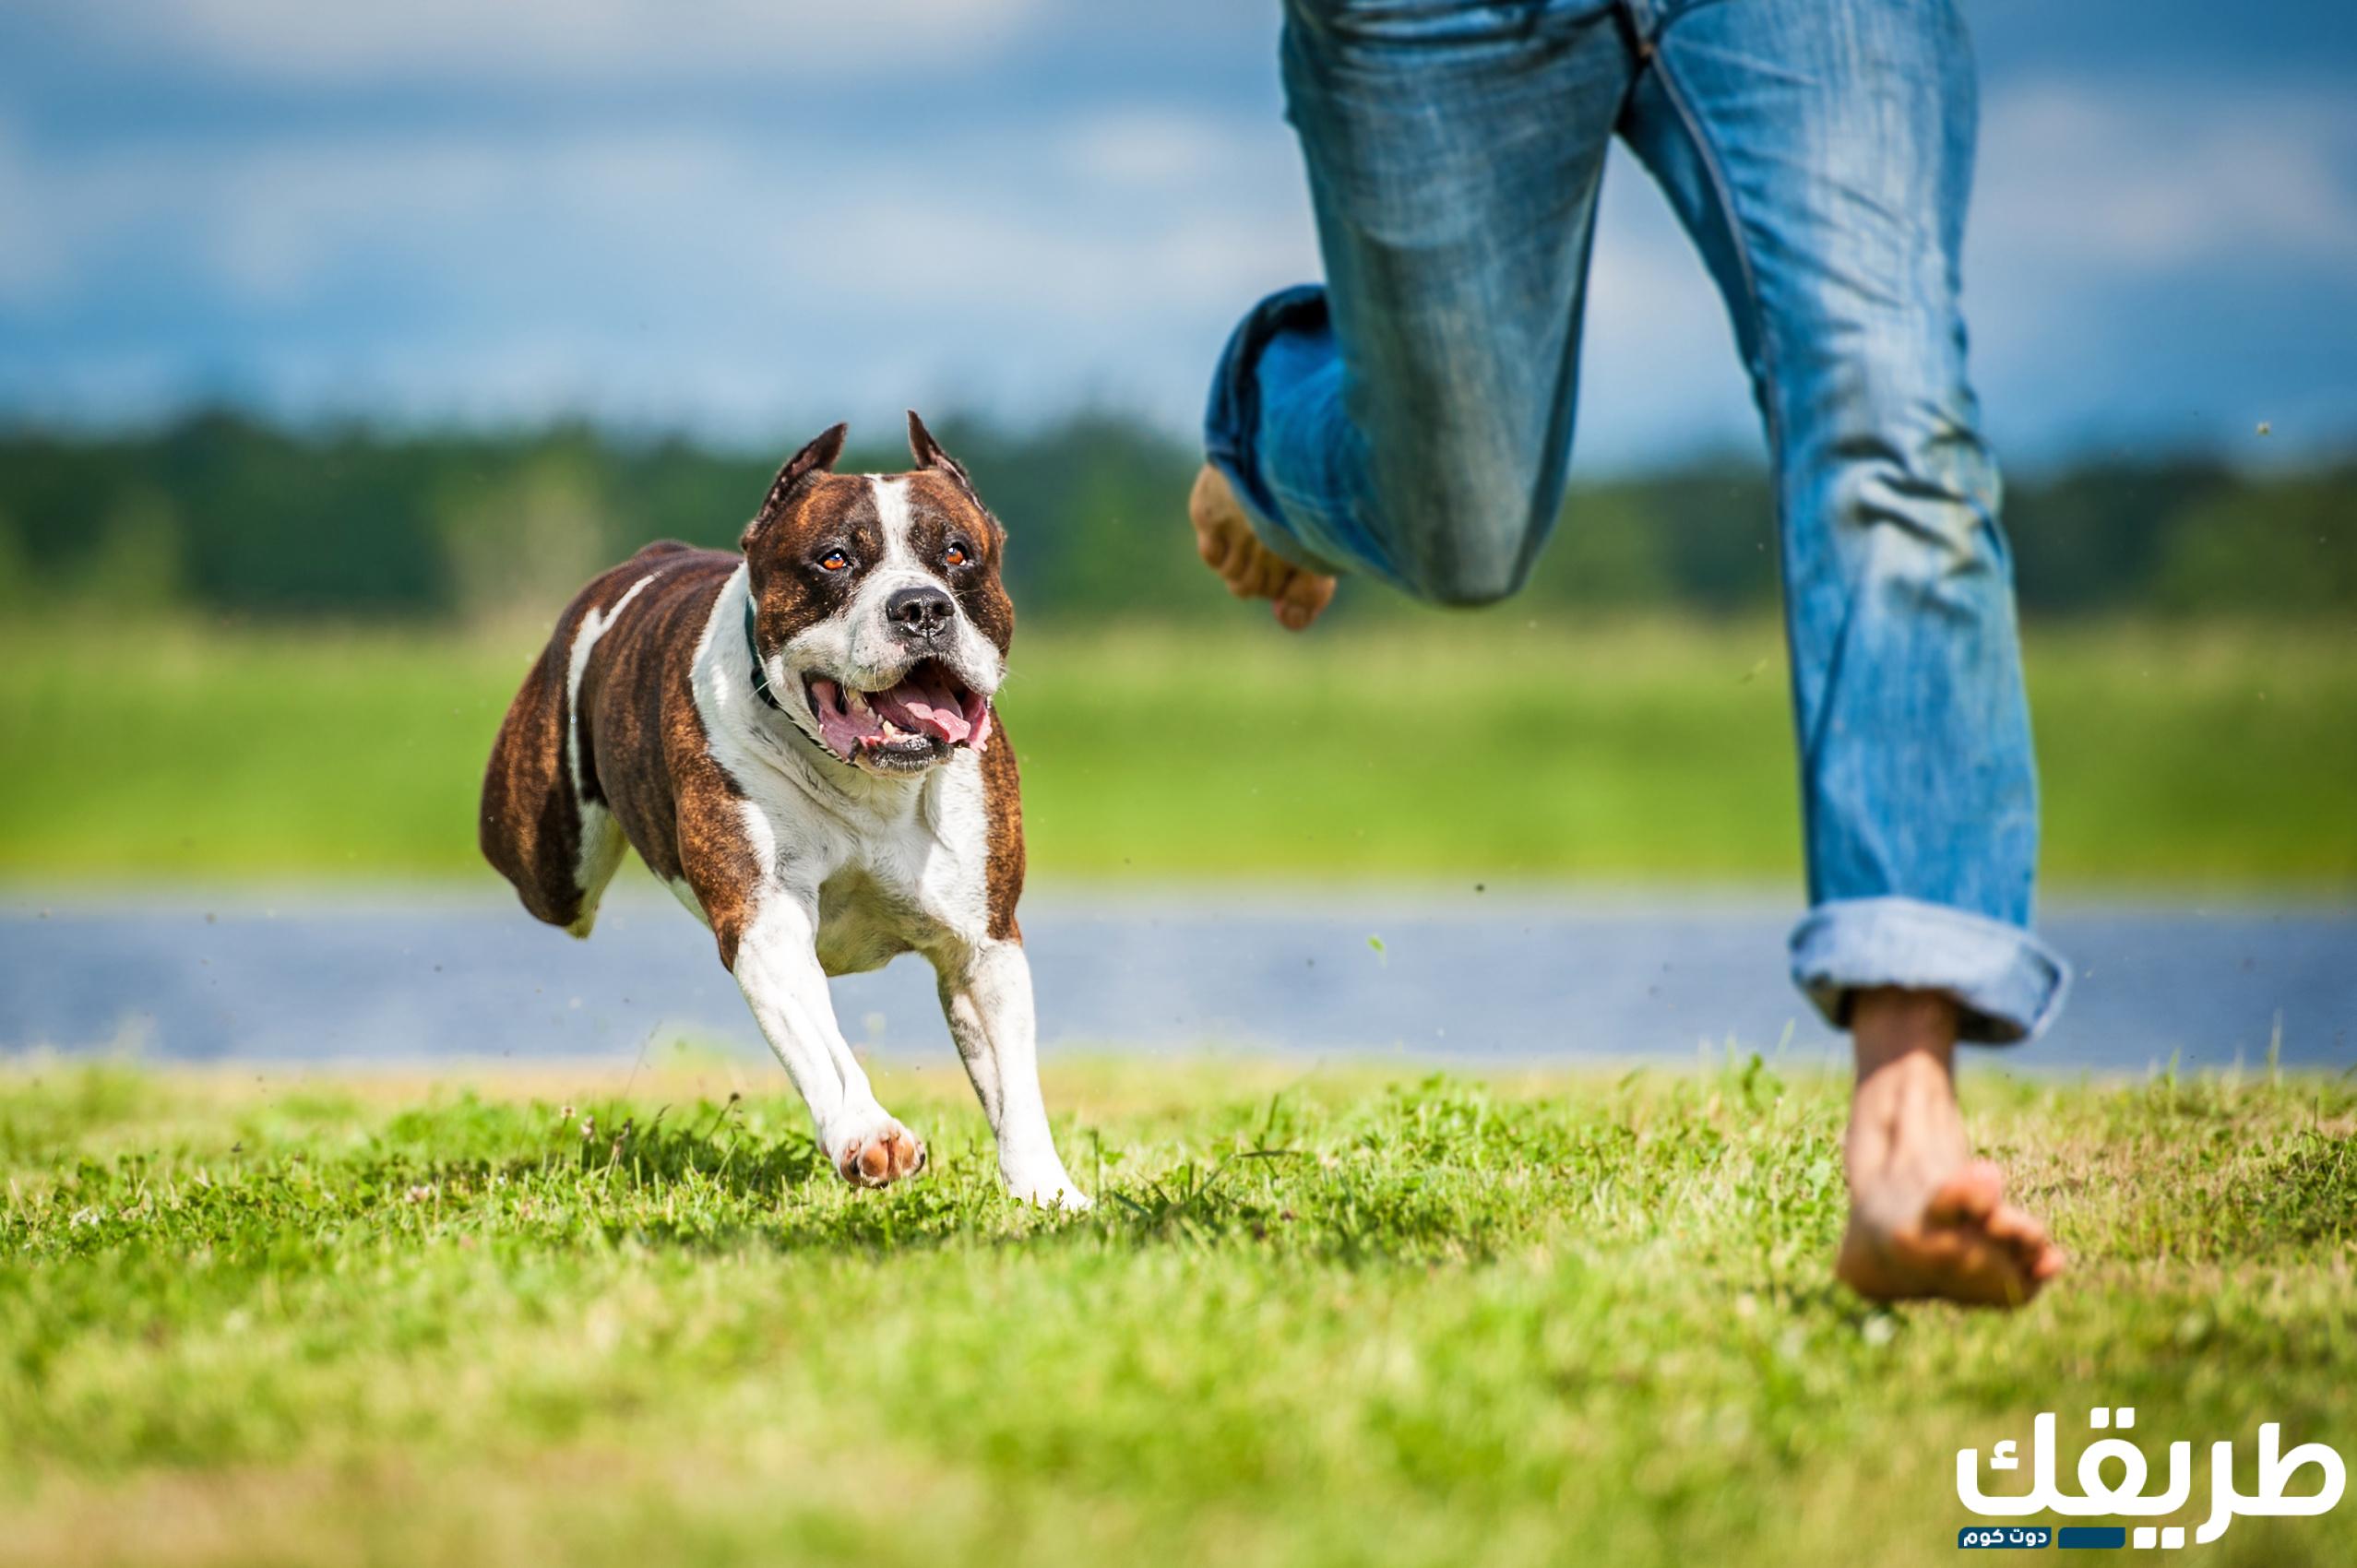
[480,432,1021,970]
[981,729,1024,942]
[477,415,1081,1207]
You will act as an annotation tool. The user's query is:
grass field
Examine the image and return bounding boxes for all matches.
[1,1059,2351,1568]
[0,615,2351,886]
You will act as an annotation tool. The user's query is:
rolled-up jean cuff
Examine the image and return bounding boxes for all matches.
[1202,285,1350,578]
[1789,896,2069,1045]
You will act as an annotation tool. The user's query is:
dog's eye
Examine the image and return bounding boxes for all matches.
[817,549,850,572]
[944,540,970,568]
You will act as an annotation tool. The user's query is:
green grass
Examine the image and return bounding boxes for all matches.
[1,615,2351,885]
[1,1060,2351,1567]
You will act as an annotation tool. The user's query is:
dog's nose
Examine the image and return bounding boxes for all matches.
[886,585,956,639]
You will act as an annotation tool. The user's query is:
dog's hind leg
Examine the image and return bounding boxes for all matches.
[481,639,600,931]
[481,574,651,935]
[562,802,629,937]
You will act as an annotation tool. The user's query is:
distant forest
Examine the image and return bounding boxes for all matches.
[1,411,2349,624]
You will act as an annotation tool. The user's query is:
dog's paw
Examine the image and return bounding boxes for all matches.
[1006,1168,1092,1212]
[830,1116,927,1190]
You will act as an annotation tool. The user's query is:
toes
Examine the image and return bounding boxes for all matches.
[1924,1160,2006,1226]
[1192,472,1339,623]
[1919,1229,2036,1306]
[1273,568,1337,631]
[1931,1169,2063,1301]
[1842,1163,2062,1309]
[837,1123,927,1190]
[1859,1223,2036,1308]
[1987,1201,2066,1284]
[1889,1227,1978,1289]
[1224,542,1277,599]
[1984,1199,2048,1254]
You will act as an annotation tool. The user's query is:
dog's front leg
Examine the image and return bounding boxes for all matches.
[733,891,925,1190]
[934,939,1089,1209]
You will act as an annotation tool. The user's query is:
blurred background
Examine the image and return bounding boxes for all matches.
[1,0,2351,1072]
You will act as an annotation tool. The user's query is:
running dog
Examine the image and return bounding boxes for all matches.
[480,414,1087,1206]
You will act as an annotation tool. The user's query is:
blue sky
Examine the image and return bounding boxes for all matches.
[2,0,2353,470]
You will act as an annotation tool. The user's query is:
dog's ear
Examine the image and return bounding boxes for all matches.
[907,410,1002,540]
[905,409,960,476]
[744,422,848,547]
[906,410,977,491]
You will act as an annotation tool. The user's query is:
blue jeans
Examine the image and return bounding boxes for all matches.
[1207,0,2067,1042]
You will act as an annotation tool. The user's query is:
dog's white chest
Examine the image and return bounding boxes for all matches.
[790,760,997,978]
[813,866,926,976]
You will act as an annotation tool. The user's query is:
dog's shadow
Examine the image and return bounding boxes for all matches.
[418,1113,1044,1257]
[520,1114,831,1201]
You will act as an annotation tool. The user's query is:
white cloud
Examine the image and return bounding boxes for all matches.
[2,101,1322,314]
[1061,109,1280,191]
[8,60,2354,464]
[1975,80,2357,272]
[0,125,67,300]
[0,104,1326,437]
[1577,158,1765,459]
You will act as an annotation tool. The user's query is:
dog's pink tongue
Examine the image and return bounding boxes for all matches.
[807,677,886,757]
[874,670,973,744]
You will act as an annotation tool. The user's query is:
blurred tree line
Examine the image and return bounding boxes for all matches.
[0,410,2348,624]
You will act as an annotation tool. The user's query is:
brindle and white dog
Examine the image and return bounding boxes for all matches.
[480,414,1088,1207]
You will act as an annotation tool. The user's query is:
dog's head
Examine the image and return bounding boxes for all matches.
[742,412,1014,777]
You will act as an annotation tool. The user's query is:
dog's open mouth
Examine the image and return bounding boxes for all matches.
[804,659,991,768]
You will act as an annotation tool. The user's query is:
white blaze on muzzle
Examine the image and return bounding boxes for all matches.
[766,476,1005,769]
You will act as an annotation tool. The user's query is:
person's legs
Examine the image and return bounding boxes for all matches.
[1198,0,1635,625]
[1619,0,2066,1302]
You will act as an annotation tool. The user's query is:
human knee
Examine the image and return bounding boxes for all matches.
[1399,530,1534,607]
[1379,463,1547,608]
[1395,534,1519,606]
[1792,353,2002,564]
[1837,422,1999,567]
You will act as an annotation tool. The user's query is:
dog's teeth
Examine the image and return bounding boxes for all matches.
[880,719,904,738]
[845,689,870,716]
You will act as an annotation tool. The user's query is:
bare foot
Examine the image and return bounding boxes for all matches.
[1836,989,2065,1307]
[830,1113,927,1190]
[1190,463,1336,631]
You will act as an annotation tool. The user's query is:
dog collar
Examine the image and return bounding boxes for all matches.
[742,590,854,768]
[743,592,785,712]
